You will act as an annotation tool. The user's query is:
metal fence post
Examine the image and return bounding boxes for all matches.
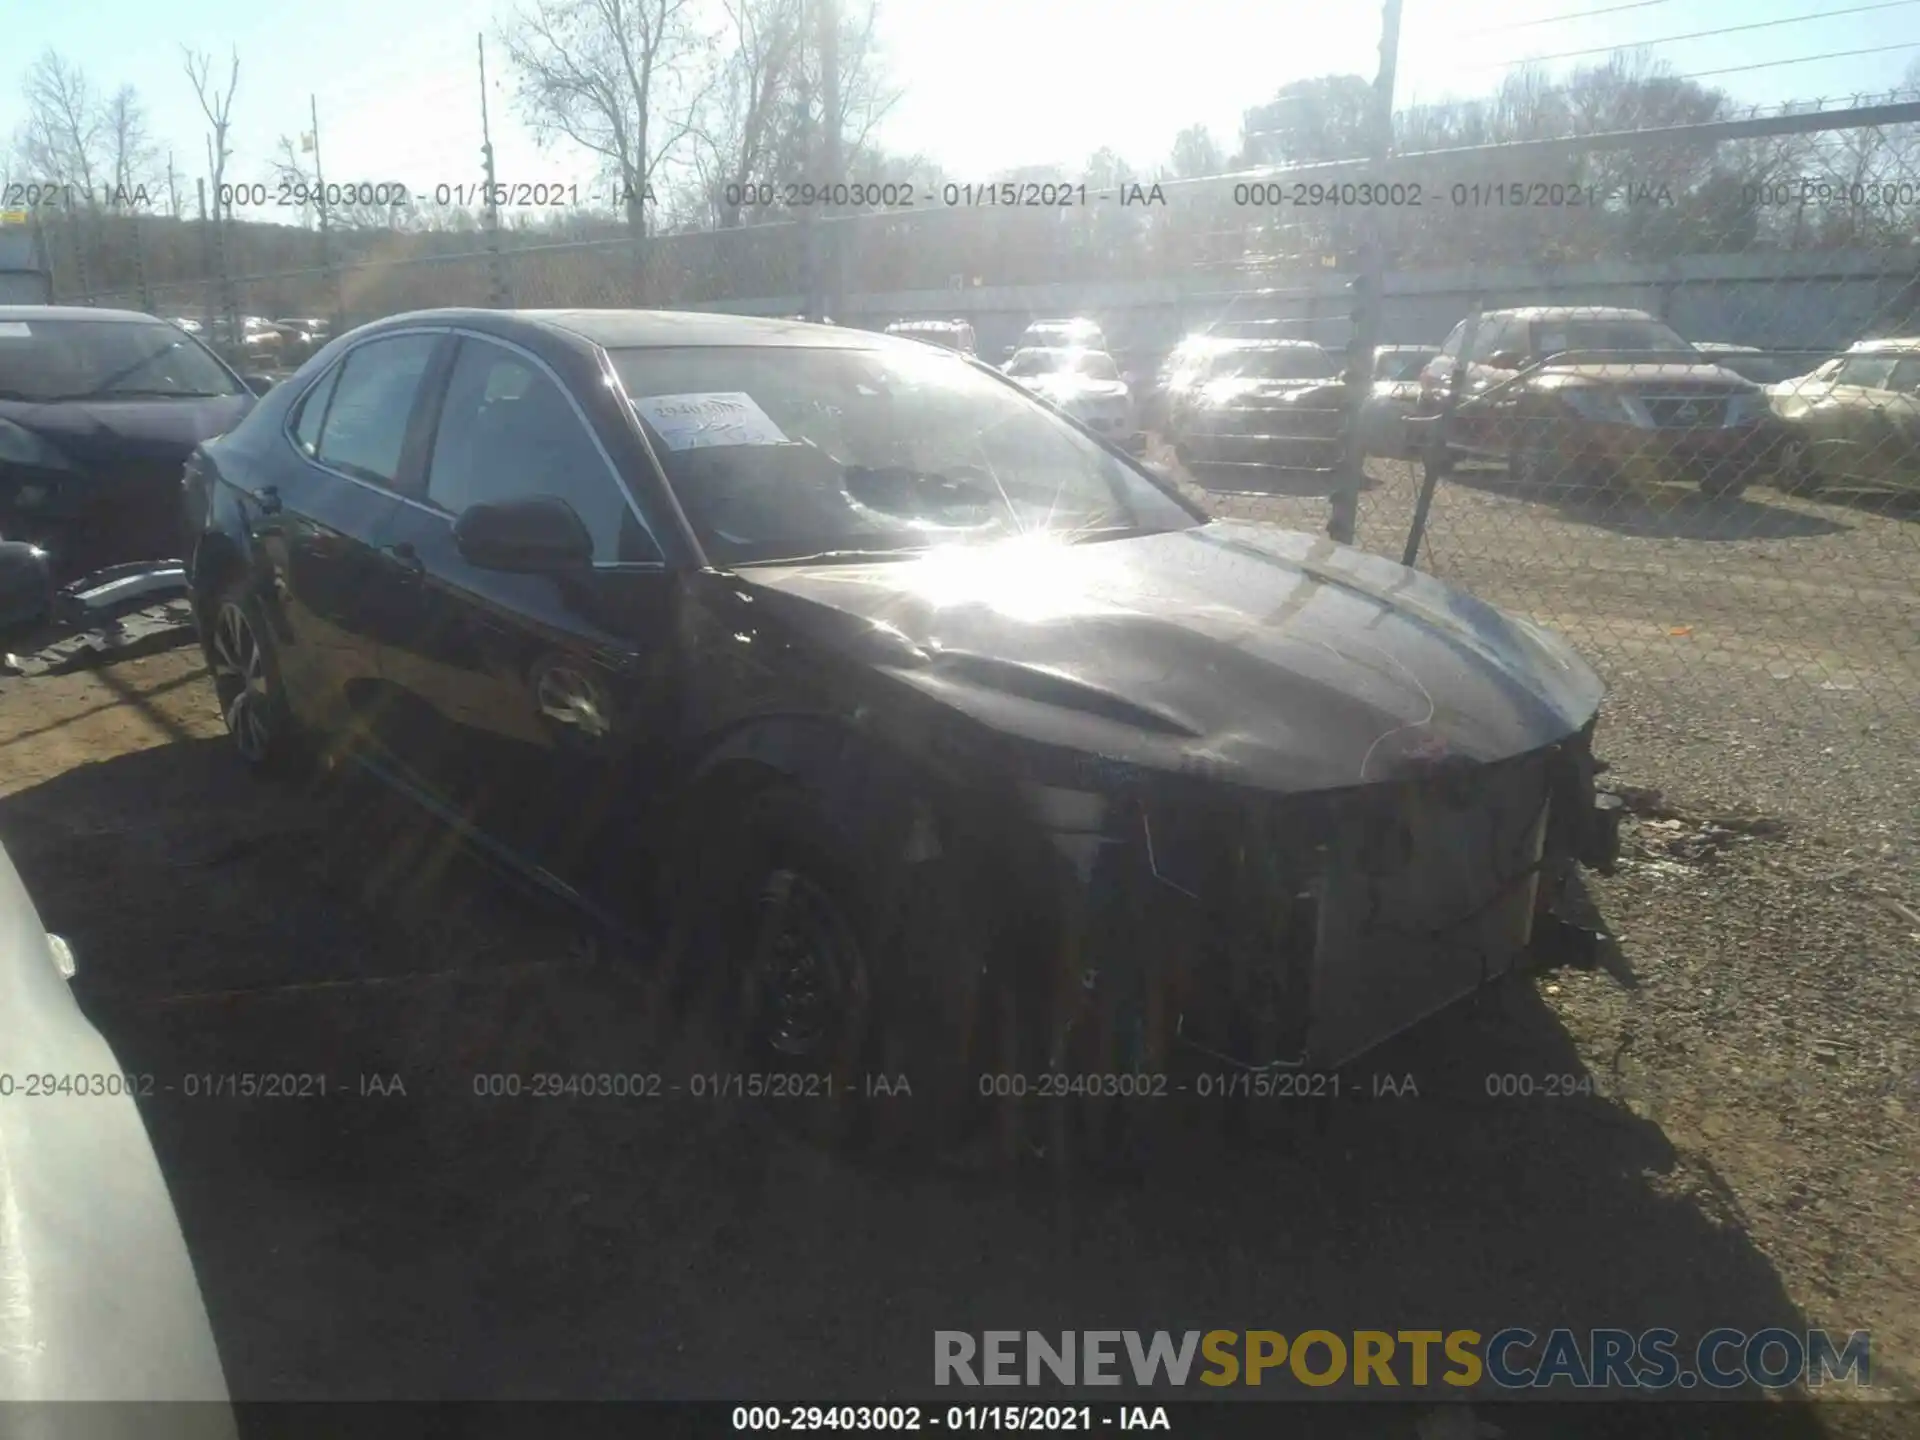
[68,209,94,305]
[1401,302,1482,569]
[198,179,218,342]
[1329,0,1402,546]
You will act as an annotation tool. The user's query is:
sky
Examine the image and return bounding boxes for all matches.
[2,0,1917,211]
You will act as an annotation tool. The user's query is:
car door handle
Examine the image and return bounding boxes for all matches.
[382,542,424,576]
[249,484,282,514]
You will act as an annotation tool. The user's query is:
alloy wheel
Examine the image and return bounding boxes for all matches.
[209,601,272,763]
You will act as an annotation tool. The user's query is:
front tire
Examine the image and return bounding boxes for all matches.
[205,583,310,779]
[668,783,1036,1162]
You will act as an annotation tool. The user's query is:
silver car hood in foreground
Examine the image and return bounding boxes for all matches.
[0,839,234,1433]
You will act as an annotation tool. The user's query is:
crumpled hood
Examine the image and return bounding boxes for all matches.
[0,394,254,471]
[734,520,1605,794]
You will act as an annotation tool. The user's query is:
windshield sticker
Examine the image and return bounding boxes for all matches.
[0,322,31,338]
[631,391,789,450]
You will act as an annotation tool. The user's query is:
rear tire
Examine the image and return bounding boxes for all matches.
[1777,437,1822,495]
[204,582,312,780]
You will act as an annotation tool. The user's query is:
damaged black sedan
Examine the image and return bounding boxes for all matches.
[185,309,1620,1157]
[0,306,264,580]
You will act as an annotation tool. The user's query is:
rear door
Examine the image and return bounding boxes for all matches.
[369,333,679,898]
[253,331,446,738]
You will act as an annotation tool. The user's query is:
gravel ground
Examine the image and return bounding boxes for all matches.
[0,455,1916,1428]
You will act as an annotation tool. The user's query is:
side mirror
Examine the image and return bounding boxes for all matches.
[242,374,277,396]
[452,496,594,573]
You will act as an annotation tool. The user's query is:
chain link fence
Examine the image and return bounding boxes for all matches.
[30,104,1920,846]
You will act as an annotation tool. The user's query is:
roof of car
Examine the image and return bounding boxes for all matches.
[0,305,161,323]
[1479,306,1659,321]
[366,307,895,351]
[1847,336,1920,353]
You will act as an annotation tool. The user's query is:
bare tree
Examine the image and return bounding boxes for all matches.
[184,47,241,225]
[692,0,806,227]
[103,85,157,209]
[501,0,720,255]
[17,51,105,204]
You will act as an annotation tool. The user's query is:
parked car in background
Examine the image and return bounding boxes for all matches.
[273,316,331,365]
[884,319,977,355]
[1691,344,1837,388]
[185,307,1620,1156]
[0,834,236,1429]
[1767,338,1920,495]
[1002,345,1137,445]
[0,306,264,580]
[1414,307,1774,498]
[1015,317,1107,355]
[1165,338,1347,474]
[1141,334,1236,433]
[1360,344,1439,459]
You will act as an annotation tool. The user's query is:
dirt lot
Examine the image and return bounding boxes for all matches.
[1,457,1916,1429]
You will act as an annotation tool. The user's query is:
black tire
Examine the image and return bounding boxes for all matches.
[1777,437,1822,495]
[203,581,312,779]
[1507,438,1552,490]
[667,783,1037,1162]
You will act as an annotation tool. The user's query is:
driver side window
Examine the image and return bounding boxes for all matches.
[425,339,649,562]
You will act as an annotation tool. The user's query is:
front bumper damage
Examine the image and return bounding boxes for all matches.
[1027,722,1620,1074]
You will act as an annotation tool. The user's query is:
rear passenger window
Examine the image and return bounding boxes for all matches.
[290,366,340,457]
[314,334,440,487]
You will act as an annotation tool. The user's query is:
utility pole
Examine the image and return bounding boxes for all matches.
[818,0,841,322]
[1328,0,1402,546]
[478,34,511,308]
[197,178,217,340]
[308,97,345,332]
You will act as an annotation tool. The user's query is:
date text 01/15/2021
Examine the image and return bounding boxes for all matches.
[730,1405,1173,1431]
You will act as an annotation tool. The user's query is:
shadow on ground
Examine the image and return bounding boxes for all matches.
[0,738,1866,1429]
[1439,464,1853,542]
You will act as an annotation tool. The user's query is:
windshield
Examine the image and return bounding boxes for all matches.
[0,317,243,401]
[1070,352,1119,381]
[1005,348,1067,377]
[1206,345,1338,381]
[1533,318,1695,359]
[608,343,1197,566]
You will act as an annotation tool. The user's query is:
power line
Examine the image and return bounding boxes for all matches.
[1459,0,1673,41]
[1674,41,1920,83]
[1465,0,1920,73]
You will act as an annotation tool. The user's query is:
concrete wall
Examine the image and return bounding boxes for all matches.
[694,248,1918,363]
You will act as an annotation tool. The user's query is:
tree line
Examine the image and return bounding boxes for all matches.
[6,13,1918,319]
